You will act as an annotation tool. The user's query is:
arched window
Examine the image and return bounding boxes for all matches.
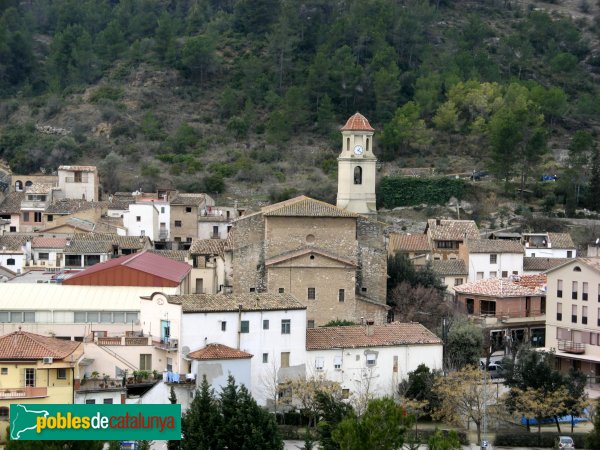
[354,166,362,185]
[15,180,23,191]
[25,180,32,187]
[573,266,582,272]
[346,137,350,151]
[366,138,370,152]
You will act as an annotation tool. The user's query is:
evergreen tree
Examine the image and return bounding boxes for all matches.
[168,385,180,450]
[181,375,222,450]
[588,148,600,212]
[315,391,353,450]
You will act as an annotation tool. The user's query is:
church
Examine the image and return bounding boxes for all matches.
[229,113,388,326]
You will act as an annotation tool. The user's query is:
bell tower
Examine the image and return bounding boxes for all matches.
[336,112,377,216]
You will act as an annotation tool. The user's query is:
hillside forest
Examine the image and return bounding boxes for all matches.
[0,0,599,213]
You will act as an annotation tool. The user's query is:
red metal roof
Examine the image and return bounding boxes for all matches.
[340,112,374,132]
[63,250,190,285]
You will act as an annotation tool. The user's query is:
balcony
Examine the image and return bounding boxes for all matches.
[159,230,168,240]
[21,200,49,210]
[97,336,151,346]
[558,340,585,354]
[154,338,178,352]
[0,386,47,399]
[64,176,90,183]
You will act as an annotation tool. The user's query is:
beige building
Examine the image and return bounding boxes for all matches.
[230,196,388,327]
[336,113,377,216]
[426,219,480,261]
[388,233,431,266]
[57,165,100,201]
[545,258,600,376]
[169,193,215,249]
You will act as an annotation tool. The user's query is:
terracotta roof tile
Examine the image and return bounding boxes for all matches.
[169,293,306,313]
[340,112,375,132]
[262,196,358,218]
[32,237,67,249]
[58,165,97,172]
[64,238,113,254]
[0,331,81,360]
[523,257,571,272]
[427,219,480,241]
[513,274,547,289]
[306,322,441,350]
[25,182,53,194]
[147,250,190,262]
[466,239,524,253]
[170,193,206,206]
[45,199,107,215]
[189,239,225,256]
[188,343,252,360]
[454,278,543,297]
[431,259,468,276]
[548,232,575,249]
[389,233,430,254]
[0,234,32,252]
[0,192,25,214]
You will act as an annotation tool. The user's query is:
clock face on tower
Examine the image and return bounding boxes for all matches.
[354,145,364,155]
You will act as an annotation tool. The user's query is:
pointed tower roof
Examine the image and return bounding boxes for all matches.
[341,112,374,132]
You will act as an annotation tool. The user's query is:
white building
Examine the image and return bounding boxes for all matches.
[123,203,160,240]
[306,322,443,401]
[460,239,524,282]
[188,343,252,393]
[0,234,28,273]
[523,232,577,258]
[140,292,307,406]
[545,258,600,375]
[57,166,99,201]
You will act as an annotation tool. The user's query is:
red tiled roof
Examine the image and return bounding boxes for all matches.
[32,237,67,249]
[548,232,575,249]
[388,233,430,254]
[513,274,547,289]
[466,239,523,254]
[188,343,252,360]
[340,112,374,132]
[523,257,571,272]
[0,331,81,360]
[64,250,190,284]
[454,278,543,297]
[427,219,480,241]
[262,195,358,218]
[306,322,441,350]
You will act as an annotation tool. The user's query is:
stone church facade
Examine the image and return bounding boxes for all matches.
[229,113,388,326]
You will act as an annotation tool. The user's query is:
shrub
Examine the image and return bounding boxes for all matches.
[377,177,465,208]
[89,85,123,103]
[494,432,586,448]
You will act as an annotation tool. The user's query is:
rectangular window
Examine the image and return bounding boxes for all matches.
[240,320,249,333]
[338,289,345,302]
[0,311,7,322]
[23,212,29,222]
[278,287,284,293]
[86,399,96,404]
[175,220,182,227]
[502,271,508,278]
[281,319,291,335]
[139,354,152,370]
[342,389,350,399]
[1,368,7,375]
[281,352,290,368]
[136,216,141,222]
[477,272,484,280]
[315,357,324,371]
[489,271,497,279]
[23,312,35,323]
[307,320,315,329]
[74,311,86,323]
[249,287,256,293]
[366,354,377,366]
[480,300,496,316]
[263,319,269,330]
[466,298,474,314]
[454,278,463,286]
[34,212,42,223]
[567,251,573,258]
[84,255,100,266]
[334,356,342,370]
[25,368,35,387]
[490,254,497,264]
[87,311,99,323]
[308,287,316,300]
[572,305,577,323]
[125,312,138,323]
[47,215,53,222]
[583,306,588,325]
[583,282,589,301]
[557,280,563,298]
[113,312,125,323]
[38,253,49,261]
[221,321,226,331]
[557,303,563,321]
[572,281,578,299]
[10,312,22,323]
[101,312,112,323]
[161,207,165,213]
[57,368,67,380]
[262,353,268,364]
[185,207,192,213]
[103,399,113,404]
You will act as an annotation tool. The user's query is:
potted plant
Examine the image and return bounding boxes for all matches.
[91,371,100,388]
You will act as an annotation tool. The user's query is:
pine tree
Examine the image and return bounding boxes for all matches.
[167,386,180,450]
[588,148,600,213]
[181,375,221,450]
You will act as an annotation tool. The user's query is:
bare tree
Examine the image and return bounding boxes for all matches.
[390,282,452,332]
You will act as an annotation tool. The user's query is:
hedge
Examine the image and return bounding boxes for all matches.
[405,428,469,445]
[494,431,588,448]
[377,177,465,208]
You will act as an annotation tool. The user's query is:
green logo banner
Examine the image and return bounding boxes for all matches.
[10,404,181,440]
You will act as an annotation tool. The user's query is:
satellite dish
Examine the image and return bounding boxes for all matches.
[182,346,190,357]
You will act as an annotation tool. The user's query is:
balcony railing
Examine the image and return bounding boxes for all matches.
[21,200,49,210]
[558,340,586,354]
[64,176,90,183]
[0,386,47,399]
[154,338,178,351]
[97,336,151,346]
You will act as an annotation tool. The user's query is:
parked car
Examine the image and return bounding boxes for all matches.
[486,362,505,379]
[556,436,575,449]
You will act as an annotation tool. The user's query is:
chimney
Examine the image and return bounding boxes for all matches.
[366,319,375,336]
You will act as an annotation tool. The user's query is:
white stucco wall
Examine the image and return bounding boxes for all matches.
[191,358,251,394]
[468,252,523,282]
[525,248,576,258]
[306,343,443,401]
[123,204,159,240]
[75,389,125,404]
[0,253,24,272]
[181,308,307,405]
